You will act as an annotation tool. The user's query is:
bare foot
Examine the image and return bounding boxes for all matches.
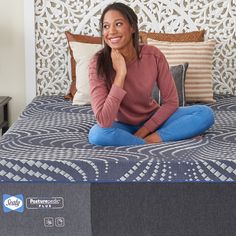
[192,135,203,141]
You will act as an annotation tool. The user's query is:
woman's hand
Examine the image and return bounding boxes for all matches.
[135,126,162,144]
[111,49,127,77]
[144,132,162,144]
[111,49,127,88]
[134,126,150,139]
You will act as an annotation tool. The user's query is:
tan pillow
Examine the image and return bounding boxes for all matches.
[148,39,216,103]
[68,41,102,105]
[140,30,205,44]
[65,31,101,100]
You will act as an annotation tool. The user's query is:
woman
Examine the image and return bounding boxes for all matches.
[88,2,214,146]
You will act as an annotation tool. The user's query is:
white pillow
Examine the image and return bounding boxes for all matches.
[147,39,216,103]
[69,42,101,105]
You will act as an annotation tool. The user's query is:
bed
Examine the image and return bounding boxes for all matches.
[1,0,236,235]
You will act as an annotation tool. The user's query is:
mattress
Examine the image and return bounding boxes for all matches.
[0,95,235,183]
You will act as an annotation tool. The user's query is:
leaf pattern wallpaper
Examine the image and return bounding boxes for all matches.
[35,0,236,96]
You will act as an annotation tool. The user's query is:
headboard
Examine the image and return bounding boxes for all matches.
[33,0,236,97]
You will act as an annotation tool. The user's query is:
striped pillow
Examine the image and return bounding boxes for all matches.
[148,39,216,103]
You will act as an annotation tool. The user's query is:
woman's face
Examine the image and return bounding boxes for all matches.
[102,10,134,52]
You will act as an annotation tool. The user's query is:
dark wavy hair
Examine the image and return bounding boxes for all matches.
[96,2,140,90]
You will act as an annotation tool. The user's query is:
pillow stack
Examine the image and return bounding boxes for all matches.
[140,30,216,103]
[65,29,216,106]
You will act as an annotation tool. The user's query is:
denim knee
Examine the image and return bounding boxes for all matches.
[157,105,215,142]
[88,123,145,146]
[88,124,104,145]
[200,105,215,128]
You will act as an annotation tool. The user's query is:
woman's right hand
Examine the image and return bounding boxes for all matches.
[111,49,127,88]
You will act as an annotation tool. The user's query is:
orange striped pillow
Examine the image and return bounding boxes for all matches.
[148,39,216,103]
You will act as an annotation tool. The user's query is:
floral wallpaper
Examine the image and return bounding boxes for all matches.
[35,0,236,95]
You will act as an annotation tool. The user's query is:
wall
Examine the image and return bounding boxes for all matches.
[0,0,26,125]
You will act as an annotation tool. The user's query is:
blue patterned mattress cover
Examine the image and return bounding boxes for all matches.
[0,95,235,183]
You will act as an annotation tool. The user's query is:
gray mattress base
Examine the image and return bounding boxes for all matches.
[1,182,236,236]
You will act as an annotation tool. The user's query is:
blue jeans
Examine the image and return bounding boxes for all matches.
[88,105,214,146]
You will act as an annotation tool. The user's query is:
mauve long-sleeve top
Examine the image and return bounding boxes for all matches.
[88,44,179,133]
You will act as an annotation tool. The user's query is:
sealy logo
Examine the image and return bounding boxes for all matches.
[3,194,24,213]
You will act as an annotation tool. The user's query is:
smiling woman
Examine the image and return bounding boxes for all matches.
[88,2,214,147]
[102,10,136,62]
[96,2,140,90]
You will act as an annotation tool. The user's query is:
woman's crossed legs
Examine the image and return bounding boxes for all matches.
[88,105,214,146]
